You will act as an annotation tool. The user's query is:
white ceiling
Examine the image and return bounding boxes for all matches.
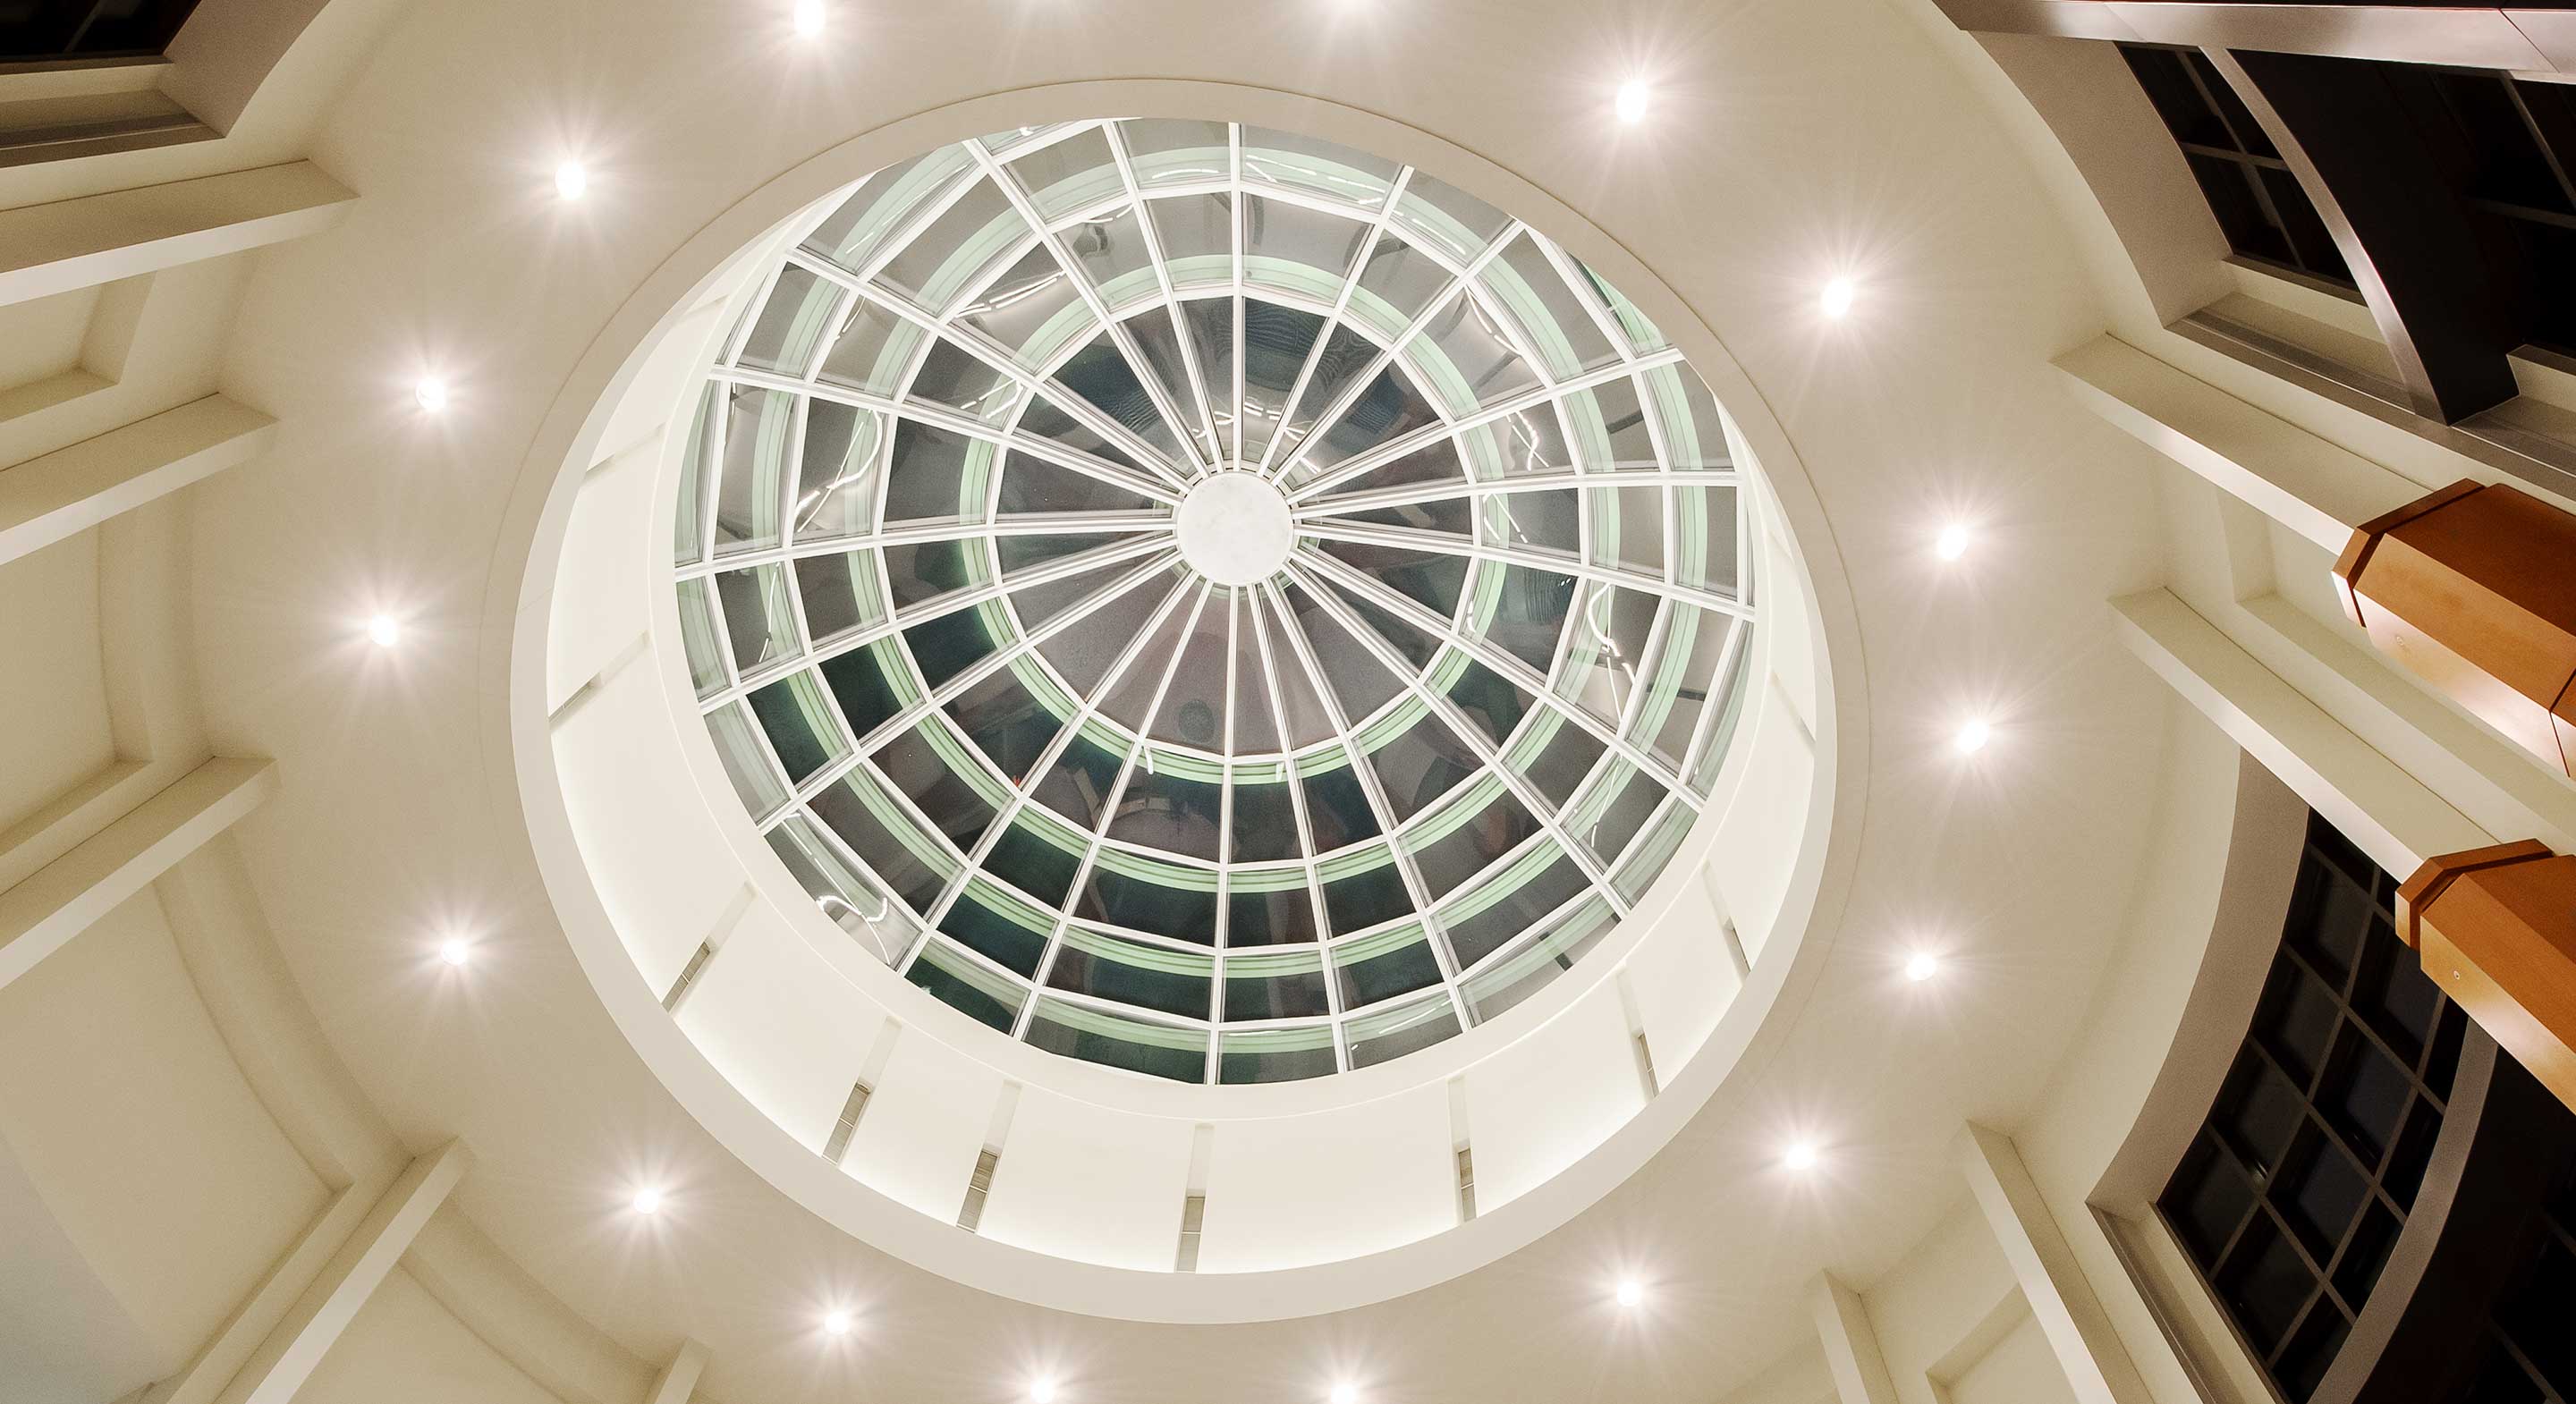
[178,0,2192,1399]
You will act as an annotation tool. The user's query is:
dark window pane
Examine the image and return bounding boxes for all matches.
[2216,1215,2317,1356]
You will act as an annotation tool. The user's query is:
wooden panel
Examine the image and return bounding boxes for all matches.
[2399,842,2576,1114]
[2334,480,2576,779]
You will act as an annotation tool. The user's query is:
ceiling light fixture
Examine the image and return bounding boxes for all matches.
[438,938,470,967]
[824,1310,852,1336]
[793,0,825,35]
[1821,277,1858,318]
[1030,1380,1059,1404]
[1954,718,1992,755]
[555,160,589,200]
[1614,81,1650,123]
[1905,952,1939,983]
[631,1187,664,1215]
[367,615,401,648]
[1784,1141,1821,1171]
[1615,1278,1645,1307]
[1936,524,1970,561]
[414,377,448,412]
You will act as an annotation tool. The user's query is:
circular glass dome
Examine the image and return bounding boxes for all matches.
[668,119,1756,1087]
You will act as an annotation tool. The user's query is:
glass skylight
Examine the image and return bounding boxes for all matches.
[673,119,1757,1084]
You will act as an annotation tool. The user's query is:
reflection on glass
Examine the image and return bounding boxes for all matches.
[1027,1000,1207,1082]
[1346,994,1461,1068]
[1222,1025,1339,1082]
[676,119,1764,1078]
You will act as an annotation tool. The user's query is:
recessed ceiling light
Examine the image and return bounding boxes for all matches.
[414,378,448,412]
[1905,952,1939,983]
[438,938,470,967]
[793,0,824,35]
[367,615,401,648]
[1615,1278,1645,1307]
[1936,524,1970,561]
[631,1187,664,1215]
[824,1310,852,1336]
[1030,1380,1058,1404]
[1783,1141,1821,1171]
[1614,81,1649,123]
[1329,1386,1360,1404]
[555,160,589,199]
[1954,719,1992,755]
[1821,277,1858,318]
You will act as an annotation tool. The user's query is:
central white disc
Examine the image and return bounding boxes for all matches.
[1177,472,1294,587]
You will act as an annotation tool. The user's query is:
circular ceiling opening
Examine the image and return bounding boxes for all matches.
[667,118,1758,1087]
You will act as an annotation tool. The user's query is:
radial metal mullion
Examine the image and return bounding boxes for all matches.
[694,537,1171,715]
[1252,596,1352,1074]
[1675,613,1752,784]
[1284,556,1627,918]
[1208,592,1242,1078]
[1297,518,1751,621]
[1611,599,1676,748]
[1302,467,1737,519]
[681,512,1166,580]
[1239,592,1344,1067]
[965,140,1213,479]
[722,262,792,368]
[1529,226,1646,370]
[1229,126,1250,469]
[800,280,865,393]
[923,573,1196,948]
[1244,167,1417,478]
[836,163,988,286]
[792,254,1192,496]
[1013,583,1215,1038]
[1285,350,1683,505]
[1260,576,1476,1025]
[1105,124,1226,477]
[1259,225,1525,488]
[818,553,1182,782]
[1454,884,1608,985]
[710,360,1180,509]
[1295,544,1692,802]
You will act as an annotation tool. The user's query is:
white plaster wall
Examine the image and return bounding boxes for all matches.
[843,1026,1003,1223]
[295,1265,571,1404]
[1858,1197,2016,1404]
[1462,977,1644,1213]
[979,1085,1195,1273]
[1948,1307,2076,1404]
[0,534,114,834]
[674,895,891,1152]
[0,886,326,1380]
[553,655,747,994]
[1197,1080,1454,1272]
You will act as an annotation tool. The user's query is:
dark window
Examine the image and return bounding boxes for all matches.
[2155,811,2469,1403]
[2465,1135,2576,1399]
[0,1,201,63]
[2116,44,2354,289]
[2388,66,2576,358]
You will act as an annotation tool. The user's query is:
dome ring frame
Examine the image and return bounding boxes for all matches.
[500,80,1869,1324]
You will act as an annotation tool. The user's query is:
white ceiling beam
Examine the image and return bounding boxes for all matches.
[1809,1273,1901,1404]
[134,1167,394,1404]
[0,394,275,564]
[211,1140,470,1404]
[1958,1123,2158,1404]
[0,161,354,309]
[646,1340,710,1404]
[2112,587,2491,878]
[2056,335,2421,554]
[0,756,275,991]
